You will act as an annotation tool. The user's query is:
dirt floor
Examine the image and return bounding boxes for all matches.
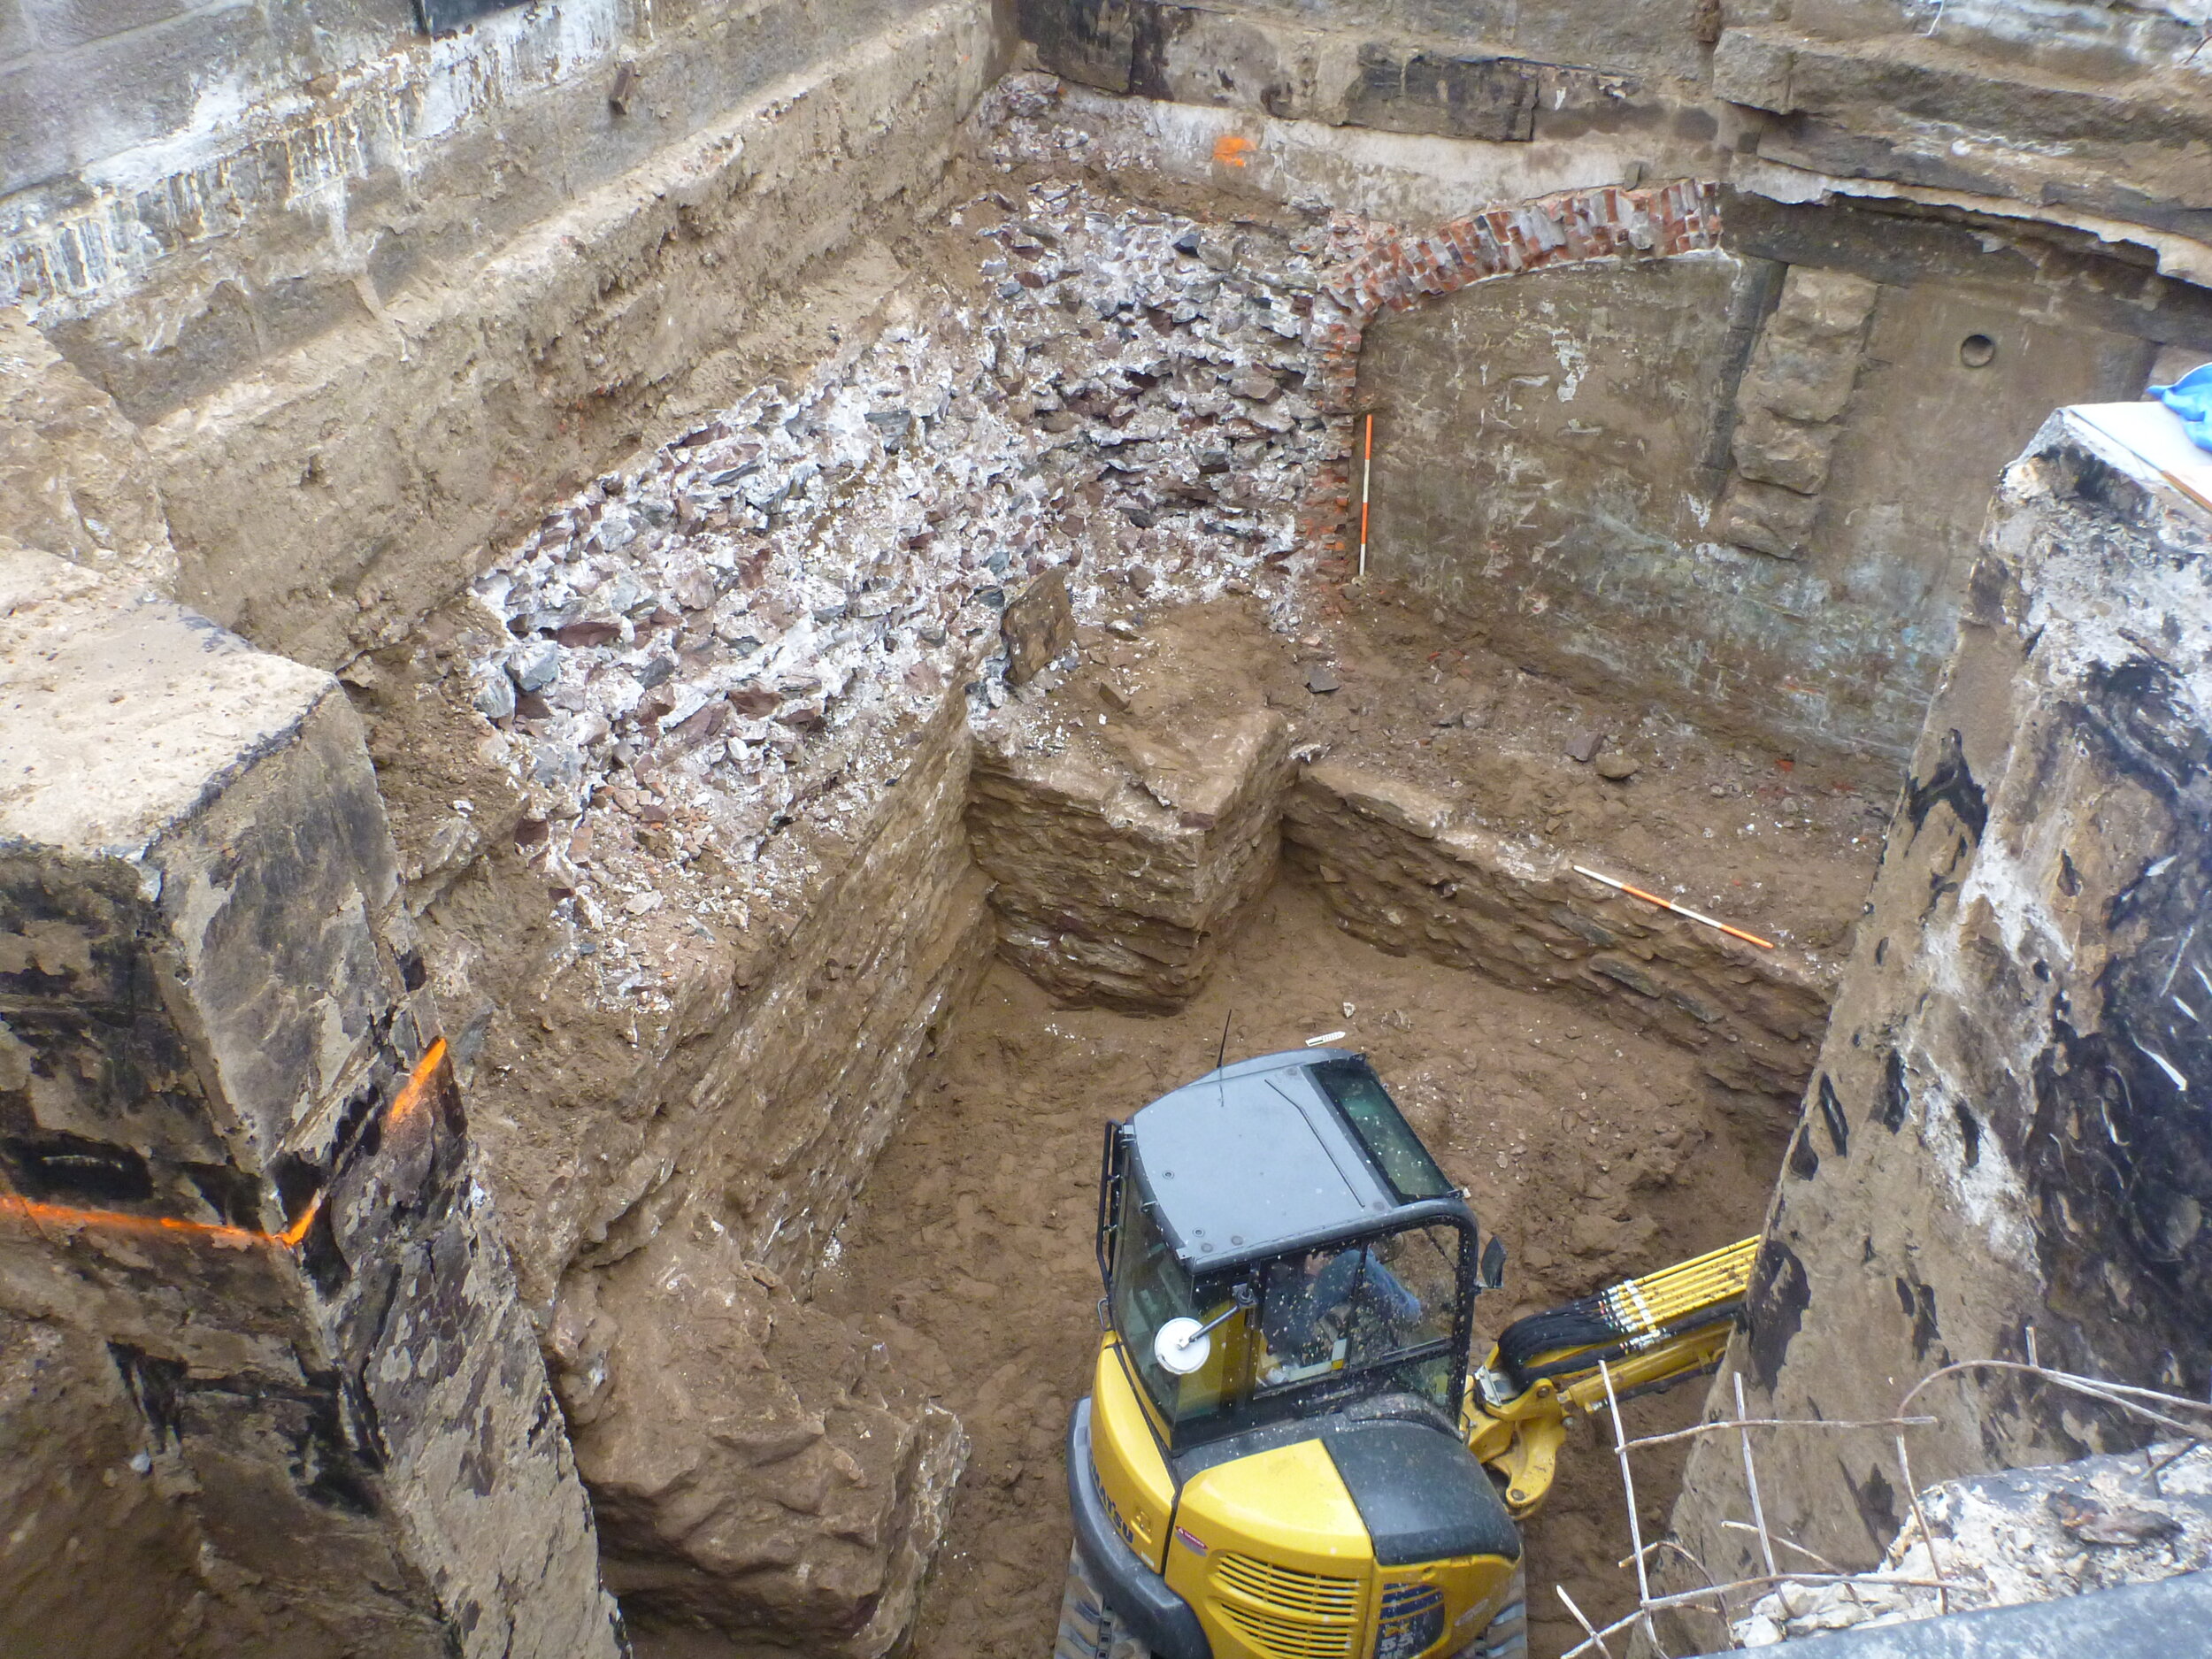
[815,878,1799,1659]
[1056,588,1891,967]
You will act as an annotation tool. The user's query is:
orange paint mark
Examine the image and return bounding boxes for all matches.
[0,1194,276,1248]
[385,1037,449,1131]
[1211,134,1256,167]
[275,1192,324,1248]
[0,1039,447,1252]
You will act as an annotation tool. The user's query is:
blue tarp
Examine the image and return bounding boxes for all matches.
[2148,364,2212,453]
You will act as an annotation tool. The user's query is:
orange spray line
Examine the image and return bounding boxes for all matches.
[1356,412,1375,579]
[0,1037,448,1251]
[1571,864,1776,950]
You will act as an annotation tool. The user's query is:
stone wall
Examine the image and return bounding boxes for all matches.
[391,661,992,1653]
[1351,225,2161,760]
[1013,0,2212,288]
[1007,2,2212,766]
[1717,0,2212,286]
[1017,0,1701,126]
[1281,761,1832,1099]
[967,700,1293,1010]
[4,0,1005,670]
[1666,404,2212,1606]
[0,307,173,590]
[0,549,619,1657]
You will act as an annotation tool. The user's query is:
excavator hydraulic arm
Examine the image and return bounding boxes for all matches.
[1462,1237,1760,1517]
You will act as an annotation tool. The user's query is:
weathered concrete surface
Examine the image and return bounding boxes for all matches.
[1666,405,2212,1614]
[967,700,1294,1011]
[1281,761,1832,1099]
[1354,227,2159,762]
[0,307,175,592]
[0,549,619,1657]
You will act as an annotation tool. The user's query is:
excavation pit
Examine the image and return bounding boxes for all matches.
[337,157,1890,1659]
[11,18,2209,1654]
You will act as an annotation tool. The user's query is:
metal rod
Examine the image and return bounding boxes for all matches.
[1901,1358,2212,1439]
[1722,1521,1840,1573]
[1735,1374,1779,1584]
[1600,1360,1660,1653]
[1555,1586,1616,1658]
[1626,1415,1938,1452]
[1571,864,1776,950]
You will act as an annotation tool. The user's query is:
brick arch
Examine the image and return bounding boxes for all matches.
[1298,180,1725,562]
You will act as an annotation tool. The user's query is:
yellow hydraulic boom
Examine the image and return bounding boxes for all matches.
[1463,1237,1761,1516]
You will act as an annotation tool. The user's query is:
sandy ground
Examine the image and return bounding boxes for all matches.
[815,878,1797,1659]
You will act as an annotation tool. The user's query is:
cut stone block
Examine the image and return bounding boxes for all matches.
[0,549,619,1659]
[1717,474,1824,558]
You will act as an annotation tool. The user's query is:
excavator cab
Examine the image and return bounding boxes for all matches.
[1058,1048,1757,1659]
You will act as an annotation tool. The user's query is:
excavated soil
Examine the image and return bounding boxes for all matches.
[817,879,1798,1659]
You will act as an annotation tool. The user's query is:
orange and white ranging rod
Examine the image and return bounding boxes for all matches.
[1357,411,1375,578]
[1571,864,1776,949]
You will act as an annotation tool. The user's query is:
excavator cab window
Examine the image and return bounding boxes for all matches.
[1095,1056,1483,1446]
[1110,1171,1256,1429]
[1255,1223,1466,1412]
[1310,1057,1455,1201]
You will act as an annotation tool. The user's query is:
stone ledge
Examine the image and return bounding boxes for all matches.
[1282,759,1832,1098]
[967,701,1294,1010]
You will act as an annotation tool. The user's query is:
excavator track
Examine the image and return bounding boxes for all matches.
[1052,1546,1150,1659]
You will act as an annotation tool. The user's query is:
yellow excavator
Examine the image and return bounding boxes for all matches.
[1056,1047,1756,1659]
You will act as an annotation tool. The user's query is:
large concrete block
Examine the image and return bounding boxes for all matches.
[0,549,620,1657]
[1667,404,2212,1603]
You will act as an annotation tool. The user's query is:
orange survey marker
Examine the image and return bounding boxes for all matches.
[1571,864,1776,949]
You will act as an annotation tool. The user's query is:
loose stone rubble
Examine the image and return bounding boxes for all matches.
[1734,1442,2212,1645]
[462,173,1345,1017]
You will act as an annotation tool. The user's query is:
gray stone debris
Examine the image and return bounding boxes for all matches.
[1734,1442,2212,1646]
[462,172,1343,1006]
